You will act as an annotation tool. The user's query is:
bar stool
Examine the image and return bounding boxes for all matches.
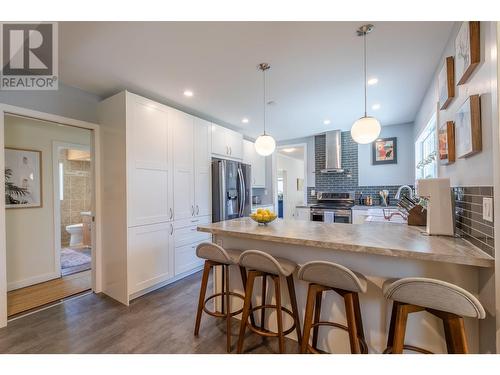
[237,250,302,354]
[383,277,486,354]
[298,261,369,354]
[194,242,255,352]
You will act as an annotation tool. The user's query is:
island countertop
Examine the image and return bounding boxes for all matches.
[197,218,494,268]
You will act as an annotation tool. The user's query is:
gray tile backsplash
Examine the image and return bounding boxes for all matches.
[454,186,495,256]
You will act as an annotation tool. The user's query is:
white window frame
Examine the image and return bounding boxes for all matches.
[415,111,438,180]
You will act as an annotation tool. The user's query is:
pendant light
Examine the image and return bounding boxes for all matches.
[350,24,381,144]
[254,63,276,156]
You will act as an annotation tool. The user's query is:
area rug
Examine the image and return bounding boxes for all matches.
[61,247,91,276]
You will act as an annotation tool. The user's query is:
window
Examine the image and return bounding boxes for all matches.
[415,113,438,180]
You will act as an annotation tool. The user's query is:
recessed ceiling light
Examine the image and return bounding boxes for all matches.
[183,90,194,97]
[323,119,331,125]
[241,118,249,124]
[367,77,378,85]
[282,148,296,153]
[371,103,381,110]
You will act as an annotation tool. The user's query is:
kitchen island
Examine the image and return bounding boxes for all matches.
[198,218,494,353]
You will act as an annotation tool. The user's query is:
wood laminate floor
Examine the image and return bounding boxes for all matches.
[0,270,298,354]
[7,270,92,317]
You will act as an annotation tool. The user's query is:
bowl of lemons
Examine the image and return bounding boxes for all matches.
[250,208,278,225]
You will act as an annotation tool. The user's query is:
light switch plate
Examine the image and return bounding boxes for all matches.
[311,189,316,196]
[483,197,493,222]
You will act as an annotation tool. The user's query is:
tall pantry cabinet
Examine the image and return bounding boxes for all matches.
[98,91,211,305]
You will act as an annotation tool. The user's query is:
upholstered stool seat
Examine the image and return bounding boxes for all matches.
[383,277,485,354]
[237,250,302,354]
[298,261,369,354]
[194,242,255,352]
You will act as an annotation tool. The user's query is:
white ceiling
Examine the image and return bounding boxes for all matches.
[59,21,454,141]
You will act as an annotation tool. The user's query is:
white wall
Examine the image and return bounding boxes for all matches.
[358,123,415,186]
[414,22,498,187]
[4,115,91,290]
[0,83,100,124]
[277,153,305,219]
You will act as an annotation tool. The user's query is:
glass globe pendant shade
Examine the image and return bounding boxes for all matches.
[350,116,381,144]
[254,134,276,156]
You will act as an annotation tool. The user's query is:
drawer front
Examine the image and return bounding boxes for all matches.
[173,215,210,230]
[175,241,205,276]
[174,224,211,248]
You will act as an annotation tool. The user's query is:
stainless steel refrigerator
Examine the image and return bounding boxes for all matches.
[212,158,251,222]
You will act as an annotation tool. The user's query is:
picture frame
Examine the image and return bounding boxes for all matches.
[438,56,455,110]
[455,95,482,158]
[372,137,397,165]
[438,121,456,165]
[455,21,480,85]
[4,147,43,208]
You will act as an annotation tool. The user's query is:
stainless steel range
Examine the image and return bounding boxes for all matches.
[310,192,355,223]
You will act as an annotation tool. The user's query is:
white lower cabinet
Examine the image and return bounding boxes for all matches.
[128,222,174,295]
[174,216,211,276]
[295,207,311,221]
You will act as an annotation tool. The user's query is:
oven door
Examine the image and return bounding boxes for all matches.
[333,209,352,224]
[310,209,324,222]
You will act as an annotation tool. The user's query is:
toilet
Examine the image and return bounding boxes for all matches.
[66,223,83,246]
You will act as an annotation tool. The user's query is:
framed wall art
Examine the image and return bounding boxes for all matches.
[372,137,397,165]
[455,21,480,85]
[438,56,455,110]
[438,120,455,164]
[455,94,481,158]
[4,147,43,208]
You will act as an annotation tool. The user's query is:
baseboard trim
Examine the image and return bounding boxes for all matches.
[7,271,61,292]
[129,266,203,301]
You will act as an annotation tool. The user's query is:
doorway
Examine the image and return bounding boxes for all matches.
[0,106,101,323]
[276,145,306,220]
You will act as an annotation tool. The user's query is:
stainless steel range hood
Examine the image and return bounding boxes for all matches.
[320,130,344,173]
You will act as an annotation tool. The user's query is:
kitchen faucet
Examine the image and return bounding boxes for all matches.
[395,185,414,200]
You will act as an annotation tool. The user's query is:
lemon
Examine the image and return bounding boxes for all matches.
[257,208,264,214]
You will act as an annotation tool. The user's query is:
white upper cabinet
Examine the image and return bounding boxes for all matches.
[211,123,243,160]
[172,109,195,220]
[242,139,266,188]
[194,117,211,217]
[127,94,173,227]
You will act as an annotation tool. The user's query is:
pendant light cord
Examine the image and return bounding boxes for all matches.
[263,67,267,135]
[363,31,367,117]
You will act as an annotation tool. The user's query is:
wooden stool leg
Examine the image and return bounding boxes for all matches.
[312,288,322,350]
[194,260,212,336]
[445,317,469,354]
[392,303,410,354]
[352,293,366,350]
[225,264,231,352]
[237,270,257,353]
[385,301,399,351]
[274,275,285,354]
[239,266,256,327]
[261,274,267,330]
[286,275,302,345]
[221,264,225,315]
[301,284,318,353]
[344,292,362,354]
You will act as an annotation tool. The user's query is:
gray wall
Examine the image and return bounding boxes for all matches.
[0,83,101,124]
[358,123,415,186]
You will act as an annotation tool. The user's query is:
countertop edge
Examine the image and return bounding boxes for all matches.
[197,226,494,268]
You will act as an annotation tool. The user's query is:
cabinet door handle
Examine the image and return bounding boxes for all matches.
[196,205,199,215]
[229,146,232,155]
[226,146,229,155]
[191,205,195,216]
[169,208,173,220]
[170,223,174,235]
